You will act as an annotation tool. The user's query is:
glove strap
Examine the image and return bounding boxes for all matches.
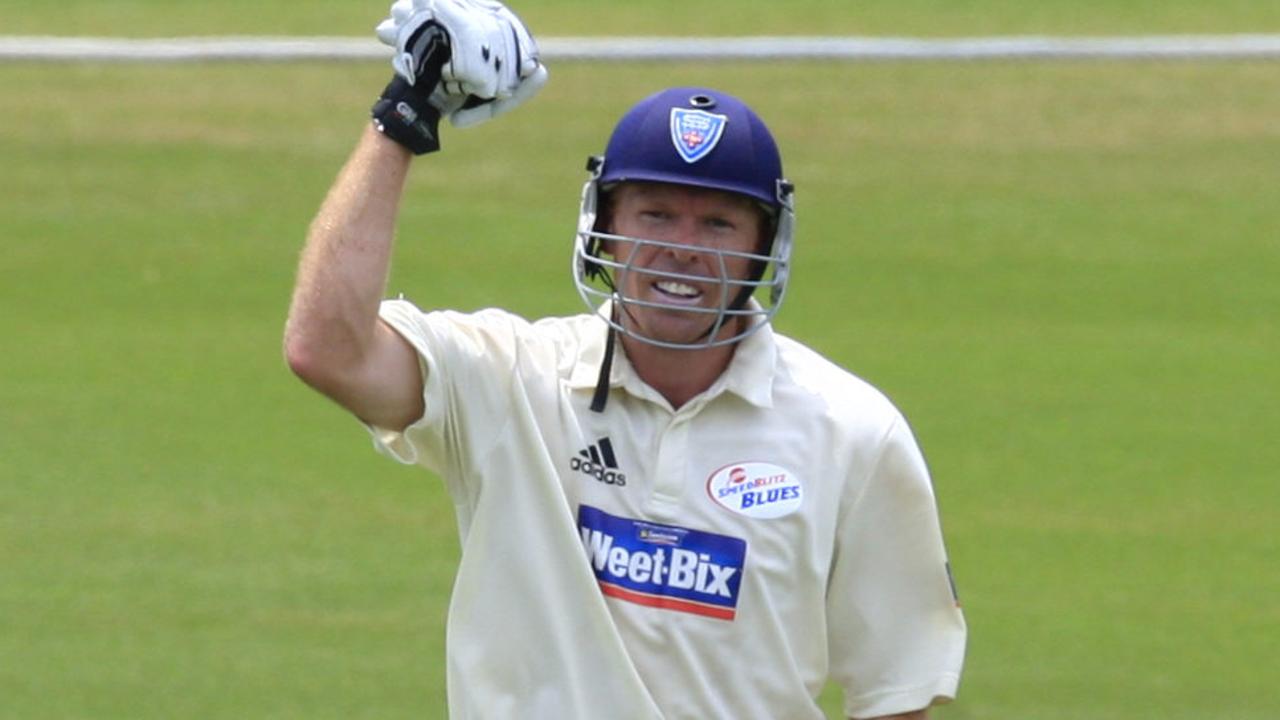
[371,23,451,155]
[372,77,444,154]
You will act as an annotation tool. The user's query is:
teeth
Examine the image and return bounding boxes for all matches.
[656,281,700,298]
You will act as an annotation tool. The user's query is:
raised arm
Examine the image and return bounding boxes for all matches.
[283,0,546,431]
[284,128,423,430]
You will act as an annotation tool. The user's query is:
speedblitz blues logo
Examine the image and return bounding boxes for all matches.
[706,462,803,519]
[578,505,747,621]
[670,108,728,163]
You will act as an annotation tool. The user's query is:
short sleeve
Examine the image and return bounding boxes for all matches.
[365,300,525,483]
[827,415,967,719]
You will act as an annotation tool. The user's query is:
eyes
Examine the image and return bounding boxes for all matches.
[608,185,763,252]
[636,208,739,234]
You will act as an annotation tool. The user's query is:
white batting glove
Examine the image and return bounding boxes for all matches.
[375,0,547,128]
[376,0,438,86]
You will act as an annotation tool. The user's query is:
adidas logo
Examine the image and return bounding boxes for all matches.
[571,437,627,487]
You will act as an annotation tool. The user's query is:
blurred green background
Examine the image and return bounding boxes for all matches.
[5,0,1280,36]
[2,2,1278,718]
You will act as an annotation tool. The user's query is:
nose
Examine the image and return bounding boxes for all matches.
[662,219,705,264]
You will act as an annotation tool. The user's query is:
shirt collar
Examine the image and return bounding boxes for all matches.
[568,300,777,410]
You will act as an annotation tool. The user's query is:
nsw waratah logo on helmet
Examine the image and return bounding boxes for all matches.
[670,108,729,164]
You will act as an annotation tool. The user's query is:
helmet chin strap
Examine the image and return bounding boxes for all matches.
[590,310,618,413]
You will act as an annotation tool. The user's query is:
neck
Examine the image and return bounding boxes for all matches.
[620,334,738,410]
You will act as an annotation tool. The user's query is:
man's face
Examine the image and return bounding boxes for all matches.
[604,181,766,347]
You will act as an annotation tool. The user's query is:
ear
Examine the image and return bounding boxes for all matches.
[594,189,616,255]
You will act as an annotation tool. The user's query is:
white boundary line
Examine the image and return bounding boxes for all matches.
[2,35,1280,62]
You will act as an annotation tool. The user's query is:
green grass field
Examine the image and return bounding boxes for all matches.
[3,2,1280,718]
[5,0,1280,36]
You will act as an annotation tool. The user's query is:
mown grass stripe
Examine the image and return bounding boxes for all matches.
[3,34,1280,62]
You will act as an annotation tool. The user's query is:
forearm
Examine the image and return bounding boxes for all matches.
[285,125,412,377]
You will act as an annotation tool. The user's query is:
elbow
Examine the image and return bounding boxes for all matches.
[283,325,341,392]
[283,331,320,385]
[282,321,373,404]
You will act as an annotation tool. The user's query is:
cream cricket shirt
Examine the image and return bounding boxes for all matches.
[369,299,966,720]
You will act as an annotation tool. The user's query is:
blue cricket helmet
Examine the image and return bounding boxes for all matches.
[597,87,787,209]
[572,87,796,352]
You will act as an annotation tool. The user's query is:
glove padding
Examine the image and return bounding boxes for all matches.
[376,0,547,130]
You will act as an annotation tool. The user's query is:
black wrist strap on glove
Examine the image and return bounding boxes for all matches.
[371,23,451,155]
[372,77,443,154]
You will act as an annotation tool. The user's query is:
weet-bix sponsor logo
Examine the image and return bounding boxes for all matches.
[578,505,747,621]
[571,437,626,486]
